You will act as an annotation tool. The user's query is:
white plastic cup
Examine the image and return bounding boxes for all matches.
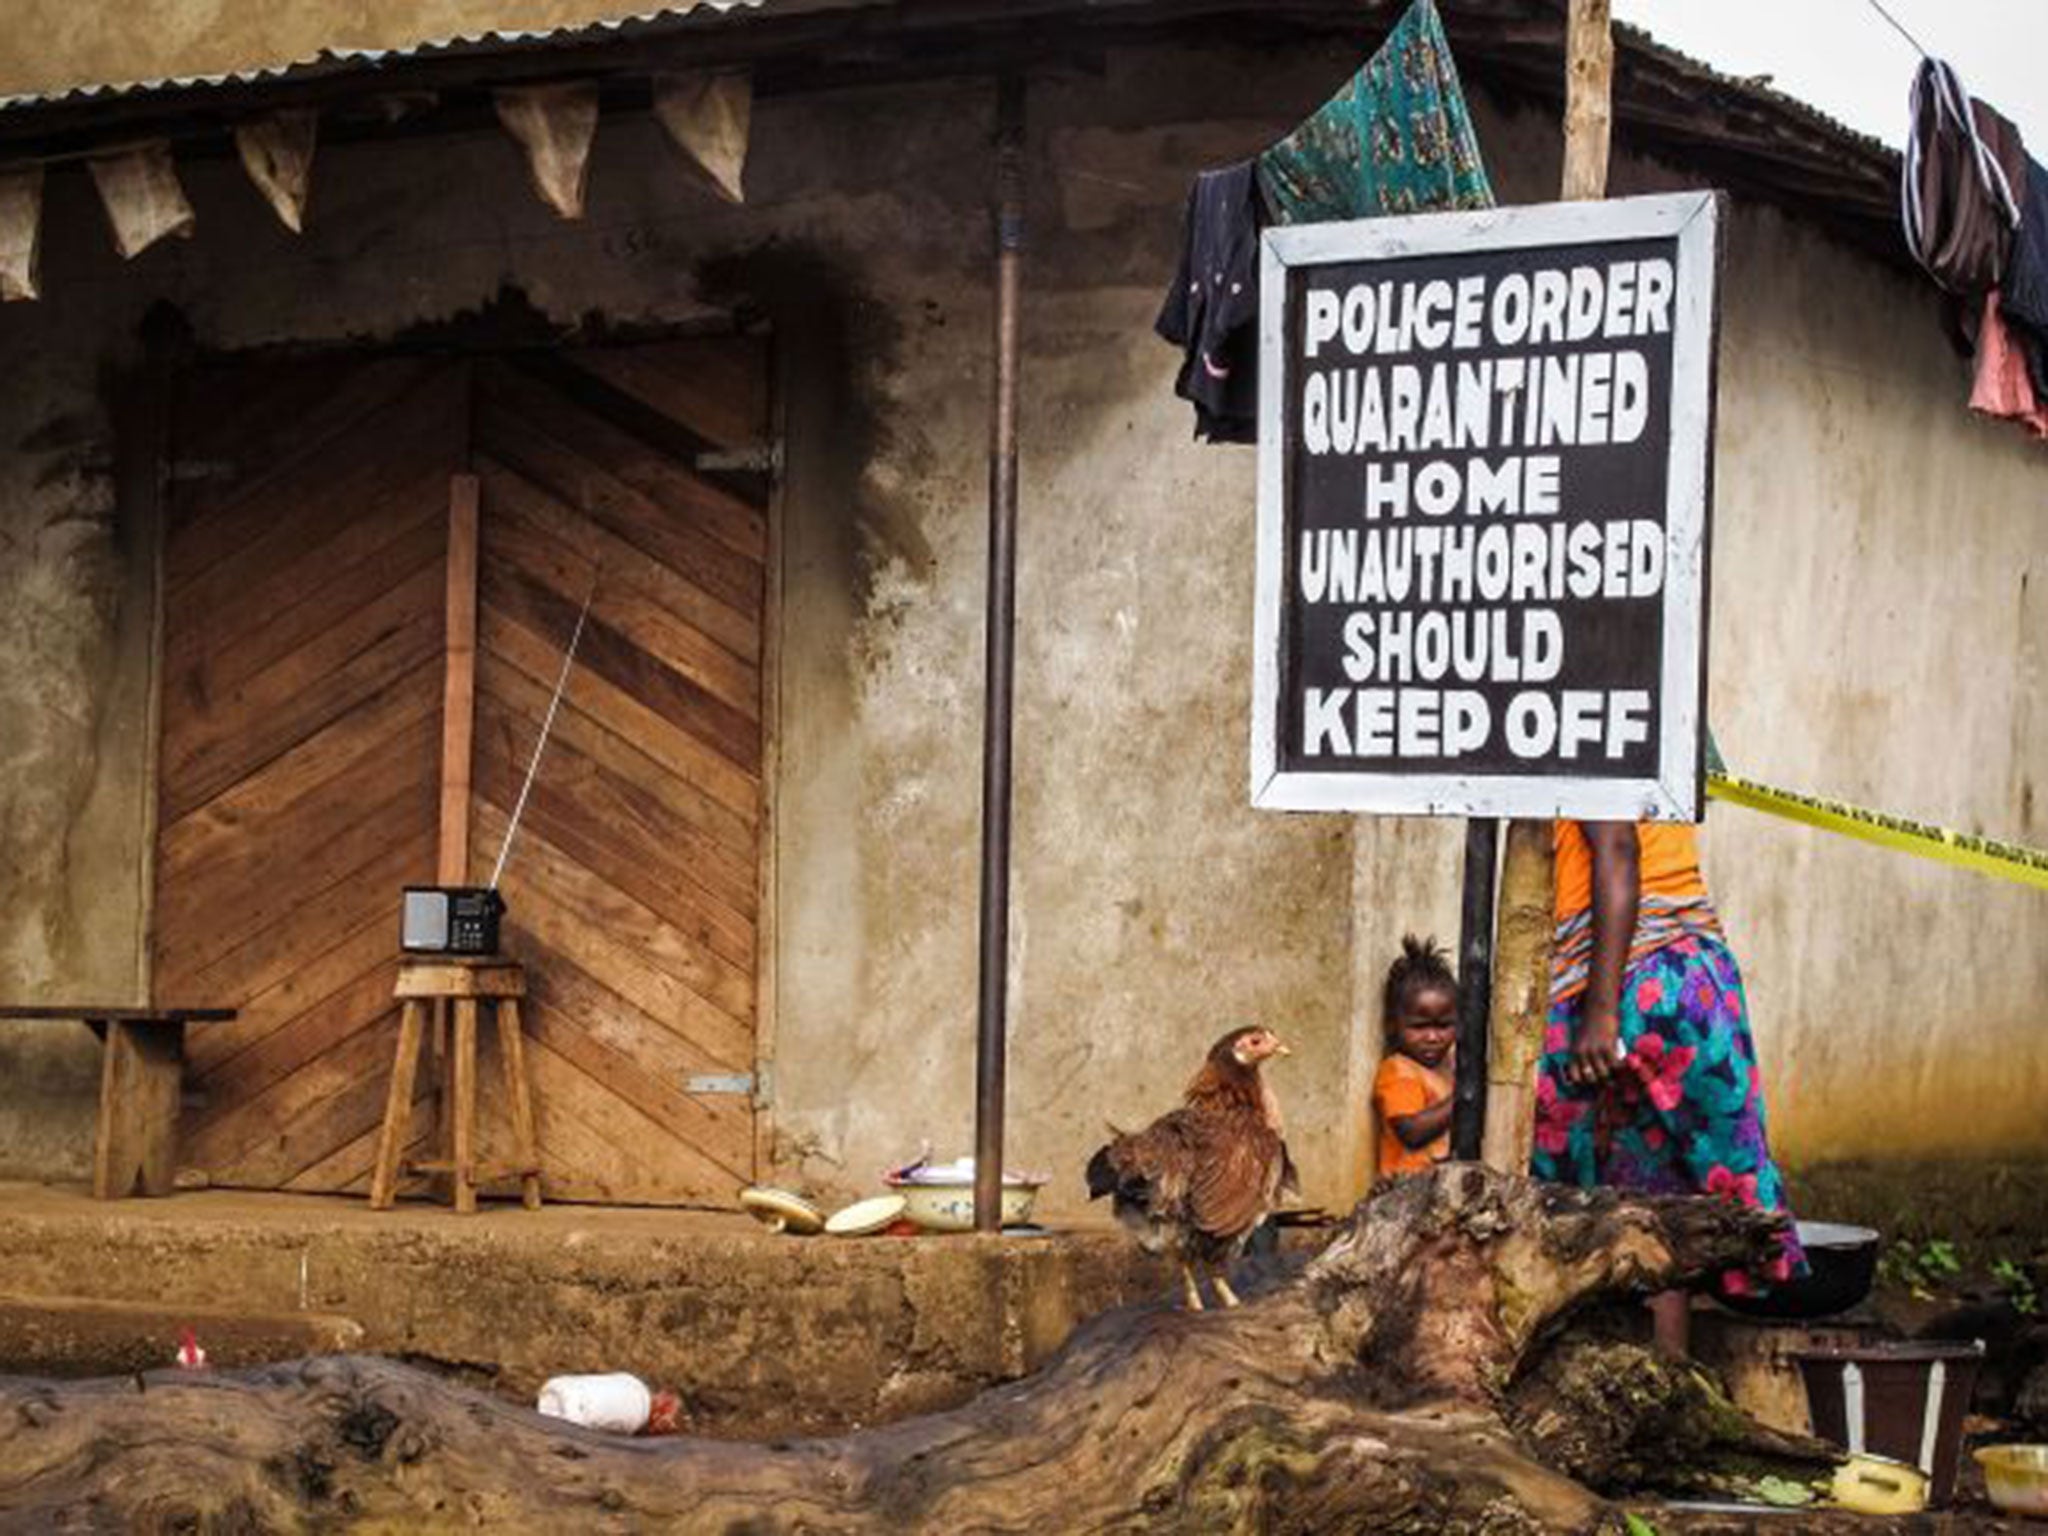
[536,1372,653,1433]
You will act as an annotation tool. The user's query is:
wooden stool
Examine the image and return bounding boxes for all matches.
[369,958,541,1213]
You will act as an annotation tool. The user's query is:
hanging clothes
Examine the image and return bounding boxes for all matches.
[1154,160,1265,443]
[1998,157,2048,400]
[1967,290,2048,441]
[1155,0,1495,442]
[1901,57,2025,297]
[1256,0,1494,225]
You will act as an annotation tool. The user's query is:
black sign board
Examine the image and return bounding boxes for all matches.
[1251,193,1720,820]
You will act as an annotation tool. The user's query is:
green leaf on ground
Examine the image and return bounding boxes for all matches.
[1750,1475,1817,1507]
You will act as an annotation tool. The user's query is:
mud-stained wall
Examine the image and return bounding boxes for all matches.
[0,1,716,98]
[0,36,2040,1221]
[0,323,158,1180]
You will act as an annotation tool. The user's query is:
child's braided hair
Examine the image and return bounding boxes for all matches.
[1382,933,1458,1039]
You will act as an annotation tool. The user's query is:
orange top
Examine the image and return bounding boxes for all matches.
[1553,821,1707,923]
[1374,1052,1451,1177]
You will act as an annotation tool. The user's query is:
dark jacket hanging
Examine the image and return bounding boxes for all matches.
[1155,160,1265,444]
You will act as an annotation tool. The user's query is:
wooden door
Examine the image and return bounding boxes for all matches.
[158,356,460,1191]
[154,337,770,1204]
[468,343,767,1203]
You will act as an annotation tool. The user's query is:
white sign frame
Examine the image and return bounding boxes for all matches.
[1250,191,1719,821]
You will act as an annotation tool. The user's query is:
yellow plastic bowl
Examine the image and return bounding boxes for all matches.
[1831,1453,1928,1515]
[1976,1445,2048,1518]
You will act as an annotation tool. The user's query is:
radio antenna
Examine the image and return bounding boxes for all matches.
[490,572,599,891]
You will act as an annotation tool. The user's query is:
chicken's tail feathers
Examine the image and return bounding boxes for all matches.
[1084,1143,1119,1202]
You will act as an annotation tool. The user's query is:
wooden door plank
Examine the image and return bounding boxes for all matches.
[154,756,435,985]
[160,556,442,783]
[567,339,771,467]
[476,360,766,584]
[290,1093,433,1196]
[439,475,480,884]
[480,556,759,777]
[473,447,758,665]
[168,356,434,498]
[481,802,753,1026]
[185,911,401,1079]
[523,1007,751,1185]
[188,959,400,1134]
[485,881,752,1078]
[193,1007,401,1186]
[165,360,459,592]
[482,474,760,719]
[159,567,444,821]
[472,729,757,968]
[155,669,440,887]
[525,1040,735,1205]
[167,482,446,702]
[160,834,419,1009]
[519,938,748,1085]
[479,606,758,825]
[475,647,754,862]
[472,688,758,943]
[156,706,436,942]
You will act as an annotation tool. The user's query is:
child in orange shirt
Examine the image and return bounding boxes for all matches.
[1373,935,1459,1177]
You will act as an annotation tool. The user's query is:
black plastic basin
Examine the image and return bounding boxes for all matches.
[1717,1220,1881,1320]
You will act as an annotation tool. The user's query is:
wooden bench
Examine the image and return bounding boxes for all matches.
[0,1006,235,1199]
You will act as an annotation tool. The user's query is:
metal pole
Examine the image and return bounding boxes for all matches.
[973,75,1025,1234]
[1452,817,1497,1159]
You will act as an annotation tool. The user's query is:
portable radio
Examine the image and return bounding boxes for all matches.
[400,886,505,956]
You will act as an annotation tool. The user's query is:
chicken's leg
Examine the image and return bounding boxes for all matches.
[1211,1270,1242,1309]
[1178,1263,1205,1311]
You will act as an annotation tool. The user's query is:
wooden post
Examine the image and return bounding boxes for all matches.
[1483,0,1612,1173]
[1560,0,1614,203]
[1450,820,1497,1159]
[438,474,480,886]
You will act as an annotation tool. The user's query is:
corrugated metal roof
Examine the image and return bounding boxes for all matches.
[0,1,766,113]
[0,0,1903,260]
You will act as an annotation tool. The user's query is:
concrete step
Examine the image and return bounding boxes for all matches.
[0,1291,365,1378]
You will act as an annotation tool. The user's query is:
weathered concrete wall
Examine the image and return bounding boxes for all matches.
[0,1,687,98]
[0,298,156,1181]
[0,36,2040,1234]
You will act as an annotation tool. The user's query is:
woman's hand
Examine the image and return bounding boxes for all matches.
[1567,1007,1624,1088]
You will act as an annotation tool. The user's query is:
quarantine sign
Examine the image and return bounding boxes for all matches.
[1250,192,1720,821]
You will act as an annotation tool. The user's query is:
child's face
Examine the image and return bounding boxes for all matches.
[1393,983,1458,1069]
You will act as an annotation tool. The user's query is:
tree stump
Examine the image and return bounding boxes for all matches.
[0,1166,1832,1533]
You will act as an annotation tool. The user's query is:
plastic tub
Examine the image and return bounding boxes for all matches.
[1718,1221,1879,1320]
[1976,1444,2048,1518]
[889,1179,1039,1232]
[1793,1340,1984,1507]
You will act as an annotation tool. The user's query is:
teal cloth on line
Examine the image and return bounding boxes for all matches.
[1257,0,1495,224]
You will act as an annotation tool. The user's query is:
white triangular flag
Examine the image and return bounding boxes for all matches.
[234,109,318,233]
[88,141,196,258]
[494,82,599,220]
[654,72,751,204]
[0,164,43,302]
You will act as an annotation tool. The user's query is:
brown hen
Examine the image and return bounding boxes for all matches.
[1085,1025,1295,1310]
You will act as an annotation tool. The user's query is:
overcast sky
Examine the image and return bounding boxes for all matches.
[1611,0,2048,150]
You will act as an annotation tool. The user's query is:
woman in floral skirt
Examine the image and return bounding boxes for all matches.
[1531,819,1803,1356]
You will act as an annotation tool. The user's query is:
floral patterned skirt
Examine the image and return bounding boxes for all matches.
[1531,934,1804,1294]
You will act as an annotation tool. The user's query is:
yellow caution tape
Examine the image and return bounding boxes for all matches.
[1706,772,2048,892]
